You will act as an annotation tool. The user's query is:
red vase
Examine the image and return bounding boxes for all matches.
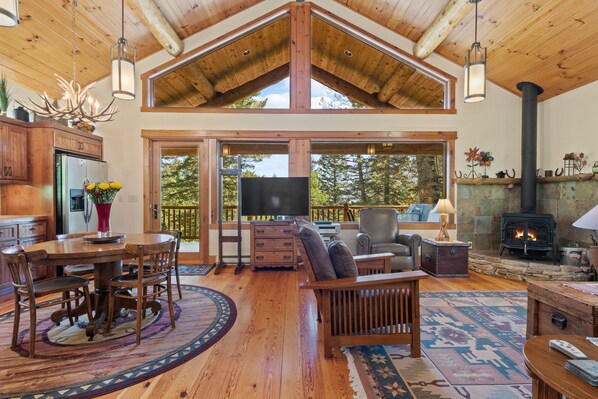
[95,203,112,233]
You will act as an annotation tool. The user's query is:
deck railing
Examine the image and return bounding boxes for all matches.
[161,205,200,240]
[222,204,409,222]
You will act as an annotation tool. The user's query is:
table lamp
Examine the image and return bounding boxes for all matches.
[432,198,455,241]
[572,203,598,268]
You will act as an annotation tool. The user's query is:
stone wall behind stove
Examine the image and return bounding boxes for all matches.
[456,177,598,252]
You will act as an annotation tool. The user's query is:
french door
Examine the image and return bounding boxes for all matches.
[149,141,209,263]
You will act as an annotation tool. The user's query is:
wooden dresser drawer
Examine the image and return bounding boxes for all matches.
[254,238,294,251]
[19,222,46,238]
[0,224,18,242]
[253,225,293,239]
[253,251,296,264]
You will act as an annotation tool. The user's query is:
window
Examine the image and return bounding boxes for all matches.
[311,141,446,222]
[221,142,289,220]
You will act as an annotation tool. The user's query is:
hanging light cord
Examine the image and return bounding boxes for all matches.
[474,0,478,44]
[121,0,125,39]
[71,0,78,82]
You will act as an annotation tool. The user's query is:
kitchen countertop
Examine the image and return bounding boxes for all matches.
[0,215,48,223]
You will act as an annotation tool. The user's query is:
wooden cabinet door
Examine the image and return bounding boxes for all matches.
[54,129,102,159]
[0,123,27,181]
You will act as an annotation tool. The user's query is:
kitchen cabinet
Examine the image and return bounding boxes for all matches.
[0,119,27,182]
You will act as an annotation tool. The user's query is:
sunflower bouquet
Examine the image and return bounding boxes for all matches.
[84,180,123,204]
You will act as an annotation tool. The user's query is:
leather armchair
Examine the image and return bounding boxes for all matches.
[356,208,422,271]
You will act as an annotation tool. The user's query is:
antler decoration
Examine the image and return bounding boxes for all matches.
[17,75,118,124]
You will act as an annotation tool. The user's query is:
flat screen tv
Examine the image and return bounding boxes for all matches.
[241,177,309,217]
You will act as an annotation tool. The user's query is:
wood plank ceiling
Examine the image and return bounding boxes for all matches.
[335,0,598,101]
[0,0,263,98]
[0,0,597,103]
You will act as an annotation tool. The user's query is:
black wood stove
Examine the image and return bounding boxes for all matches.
[499,82,556,260]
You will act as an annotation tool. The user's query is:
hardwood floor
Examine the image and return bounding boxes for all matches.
[0,267,525,399]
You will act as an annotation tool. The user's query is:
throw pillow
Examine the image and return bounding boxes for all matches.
[328,239,357,278]
[296,220,337,280]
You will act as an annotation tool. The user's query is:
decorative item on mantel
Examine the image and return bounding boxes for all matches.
[592,161,598,175]
[84,180,123,233]
[478,150,494,178]
[462,147,482,178]
[563,152,588,175]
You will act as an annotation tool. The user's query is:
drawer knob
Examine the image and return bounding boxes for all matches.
[29,227,36,231]
[256,256,264,260]
[551,312,567,329]
[283,242,292,247]
[283,229,291,234]
[424,254,431,262]
[256,229,265,234]
[450,248,457,256]
[283,255,292,260]
[256,243,264,248]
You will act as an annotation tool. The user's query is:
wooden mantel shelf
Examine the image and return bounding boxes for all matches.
[455,177,521,185]
[456,173,597,185]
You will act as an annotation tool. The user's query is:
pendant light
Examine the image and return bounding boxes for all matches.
[464,0,486,103]
[0,0,19,27]
[111,0,136,100]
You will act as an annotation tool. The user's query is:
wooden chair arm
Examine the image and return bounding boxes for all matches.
[353,252,394,263]
[299,270,428,290]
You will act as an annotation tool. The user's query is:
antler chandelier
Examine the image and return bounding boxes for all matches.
[18,0,117,124]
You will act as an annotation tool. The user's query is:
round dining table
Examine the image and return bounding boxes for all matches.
[24,233,174,339]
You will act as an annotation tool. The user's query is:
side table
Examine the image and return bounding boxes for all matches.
[421,239,469,277]
[523,335,598,399]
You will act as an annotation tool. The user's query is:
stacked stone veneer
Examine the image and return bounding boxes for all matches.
[457,178,598,251]
[469,252,594,281]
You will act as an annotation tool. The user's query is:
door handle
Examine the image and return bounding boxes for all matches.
[8,166,12,176]
[153,204,159,219]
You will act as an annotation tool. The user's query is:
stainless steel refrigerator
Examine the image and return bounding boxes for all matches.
[56,154,108,234]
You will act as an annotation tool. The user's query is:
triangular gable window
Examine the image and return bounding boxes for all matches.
[142,3,455,113]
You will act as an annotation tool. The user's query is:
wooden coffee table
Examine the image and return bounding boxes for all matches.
[523,335,598,399]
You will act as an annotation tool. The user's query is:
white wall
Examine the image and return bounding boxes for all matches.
[539,80,598,173]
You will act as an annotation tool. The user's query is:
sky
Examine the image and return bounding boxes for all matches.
[255,77,346,109]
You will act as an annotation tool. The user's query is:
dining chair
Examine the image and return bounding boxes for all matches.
[127,229,183,299]
[56,232,96,278]
[1,246,93,358]
[107,240,176,345]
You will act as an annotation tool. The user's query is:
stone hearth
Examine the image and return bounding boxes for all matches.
[469,251,594,281]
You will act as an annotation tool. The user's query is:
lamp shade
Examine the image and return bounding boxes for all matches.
[572,204,598,231]
[111,38,136,100]
[432,199,455,214]
[0,0,19,27]
[464,43,486,103]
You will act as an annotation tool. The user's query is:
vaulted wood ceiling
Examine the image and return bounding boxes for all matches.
[1,0,597,103]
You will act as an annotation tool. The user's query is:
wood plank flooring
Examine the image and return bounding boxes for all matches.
[0,267,525,399]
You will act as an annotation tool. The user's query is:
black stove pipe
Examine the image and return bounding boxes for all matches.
[516,81,544,214]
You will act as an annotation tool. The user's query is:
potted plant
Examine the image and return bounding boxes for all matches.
[0,73,12,116]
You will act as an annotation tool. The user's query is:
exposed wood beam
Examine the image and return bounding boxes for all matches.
[413,0,474,59]
[178,63,216,100]
[126,0,184,57]
[377,64,417,103]
[202,64,290,108]
[311,66,393,109]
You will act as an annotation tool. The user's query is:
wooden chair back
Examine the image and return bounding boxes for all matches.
[125,240,176,278]
[1,246,39,297]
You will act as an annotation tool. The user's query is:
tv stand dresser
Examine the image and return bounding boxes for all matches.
[250,221,297,271]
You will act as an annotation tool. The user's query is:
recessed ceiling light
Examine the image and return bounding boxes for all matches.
[344,49,353,57]
[243,49,251,56]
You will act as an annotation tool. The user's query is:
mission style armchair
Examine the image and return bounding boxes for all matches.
[356,208,422,271]
[292,221,427,358]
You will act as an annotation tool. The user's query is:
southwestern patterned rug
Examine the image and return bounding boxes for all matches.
[0,284,236,399]
[346,291,531,399]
